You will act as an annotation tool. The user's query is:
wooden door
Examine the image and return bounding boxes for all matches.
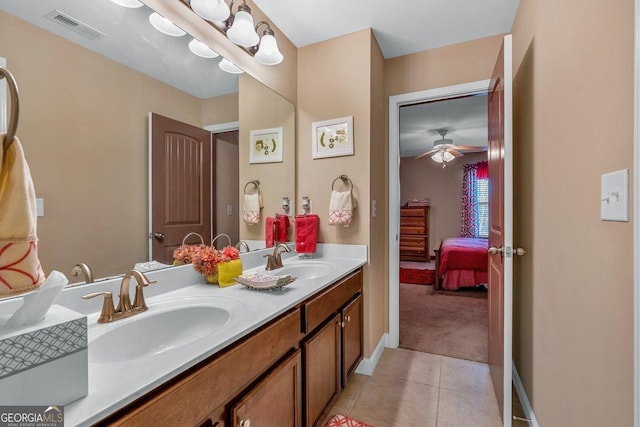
[304,313,341,427]
[341,294,363,388]
[150,113,213,263]
[488,35,513,425]
[230,349,302,427]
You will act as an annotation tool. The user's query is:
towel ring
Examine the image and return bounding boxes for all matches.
[0,67,20,153]
[332,175,353,192]
[243,179,260,195]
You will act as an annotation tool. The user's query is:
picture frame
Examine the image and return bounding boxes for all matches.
[249,127,283,164]
[312,116,354,159]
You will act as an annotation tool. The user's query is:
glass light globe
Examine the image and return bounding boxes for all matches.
[218,58,244,74]
[149,12,185,37]
[255,33,283,65]
[189,38,219,58]
[191,0,230,22]
[109,0,143,8]
[227,8,259,47]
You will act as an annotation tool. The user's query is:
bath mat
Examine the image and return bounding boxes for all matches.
[399,260,435,285]
[325,415,374,427]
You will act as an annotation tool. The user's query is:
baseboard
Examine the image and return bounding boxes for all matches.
[355,333,389,376]
[512,362,540,427]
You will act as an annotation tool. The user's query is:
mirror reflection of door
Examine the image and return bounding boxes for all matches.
[213,130,239,247]
[150,113,213,263]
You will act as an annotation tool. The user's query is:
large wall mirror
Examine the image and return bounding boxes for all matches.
[0,0,295,282]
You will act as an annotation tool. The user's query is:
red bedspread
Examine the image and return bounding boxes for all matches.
[439,237,488,290]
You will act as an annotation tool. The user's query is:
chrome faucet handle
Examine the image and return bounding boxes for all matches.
[273,243,291,266]
[263,254,279,271]
[82,291,116,323]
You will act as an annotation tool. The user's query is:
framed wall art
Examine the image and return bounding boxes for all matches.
[249,127,283,164]
[312,116,354,159]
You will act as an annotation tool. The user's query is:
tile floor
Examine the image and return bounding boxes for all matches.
[324,348,530,427]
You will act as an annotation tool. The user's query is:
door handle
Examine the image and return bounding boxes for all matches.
[154,232,165,241]
[488,246,503,255]
[515,247,527,256]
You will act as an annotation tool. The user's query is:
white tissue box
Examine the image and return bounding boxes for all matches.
[0,305,88,406]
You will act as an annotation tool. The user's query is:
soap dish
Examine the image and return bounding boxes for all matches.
[235,272,296,290]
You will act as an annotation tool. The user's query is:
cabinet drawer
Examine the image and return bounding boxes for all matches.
[105,309,302,426]
[400,225,425,235]
[302,270,362,334]
[400,236,426,249]
[400,216,425,227]
[401,208,426,217]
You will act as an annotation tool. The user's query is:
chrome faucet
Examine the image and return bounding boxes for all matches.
[82,270,157,323]
[264,243,291,270]
[235,240,250,252]
[69,262,94,284]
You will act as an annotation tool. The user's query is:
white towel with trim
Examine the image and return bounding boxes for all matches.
[328,190,355,226]
[242,192,263,225]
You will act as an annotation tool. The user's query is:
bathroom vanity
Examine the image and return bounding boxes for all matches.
[30,244,370,427]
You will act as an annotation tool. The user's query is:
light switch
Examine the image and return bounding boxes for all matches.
[36,198,44,217]
[600,169,628,222]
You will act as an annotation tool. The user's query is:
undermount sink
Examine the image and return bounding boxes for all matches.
[274,261,333,280]
[88,297,238,364]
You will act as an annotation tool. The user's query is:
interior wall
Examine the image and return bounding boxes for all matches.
[511,0,635,425]
[238,73,295,243]
[0,10,203,279]
[400,152,487,252]
[215,131,239,246]
[297,29,380,355]
[202,93,239,126]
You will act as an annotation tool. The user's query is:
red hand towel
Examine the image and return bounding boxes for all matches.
[276,214,290,242]
[295,214,319,254]
[265,216,278,248]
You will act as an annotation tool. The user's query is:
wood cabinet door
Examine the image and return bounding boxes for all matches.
[303,314,341,427]
[341,294,363,388]
[230,350,302,427]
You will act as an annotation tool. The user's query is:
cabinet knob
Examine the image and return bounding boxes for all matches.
[346,315,351,322]
[340,321,345,328]
[240,419,251,427]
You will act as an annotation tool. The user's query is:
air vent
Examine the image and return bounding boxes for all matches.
[44,10,106,41]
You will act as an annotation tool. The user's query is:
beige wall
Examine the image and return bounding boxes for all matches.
[400,152,487,250]
[297,29,385,355]
[511,0,635,425]
[0,11,202,279]
[238,74,295,242]
[215,132,239,246]
[202,93,239,126]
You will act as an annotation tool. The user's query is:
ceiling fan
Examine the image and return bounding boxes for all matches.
[414,129,469,167]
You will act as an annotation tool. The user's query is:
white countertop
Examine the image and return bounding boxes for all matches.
[39,244,368,426]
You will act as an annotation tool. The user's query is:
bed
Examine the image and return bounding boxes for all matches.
[433,237,489,291]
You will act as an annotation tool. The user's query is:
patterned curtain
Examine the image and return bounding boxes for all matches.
[460,163,479,237]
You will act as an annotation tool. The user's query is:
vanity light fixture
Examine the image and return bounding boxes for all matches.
[187,0,284,66]
[149,12,186,37]
[109,0,144,8]
[218,58,244,74]
[188,38,220,58]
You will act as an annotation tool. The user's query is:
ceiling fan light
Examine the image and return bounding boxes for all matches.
[431,151,444,163]
[109,0,144,8]
[255,32,283,65]
[191,0,231,22]
[218,58,244,74]
[149,12,186,37]
[227,6,259,47]
[442,151,455,162]
[189,38,219,58]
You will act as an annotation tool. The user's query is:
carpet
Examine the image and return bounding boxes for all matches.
[399,260,435,285]
[326,415,374,427]
[399,282,488,363]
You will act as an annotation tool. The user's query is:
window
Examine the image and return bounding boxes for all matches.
[477,178,489,238]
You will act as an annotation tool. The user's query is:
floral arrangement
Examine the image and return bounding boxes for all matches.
[172,244,205,265]
[192,245,240,276]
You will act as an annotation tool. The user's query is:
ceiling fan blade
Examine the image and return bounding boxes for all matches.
[454,145,486,152]
[414,147,440,159]
[448,148,464,158]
